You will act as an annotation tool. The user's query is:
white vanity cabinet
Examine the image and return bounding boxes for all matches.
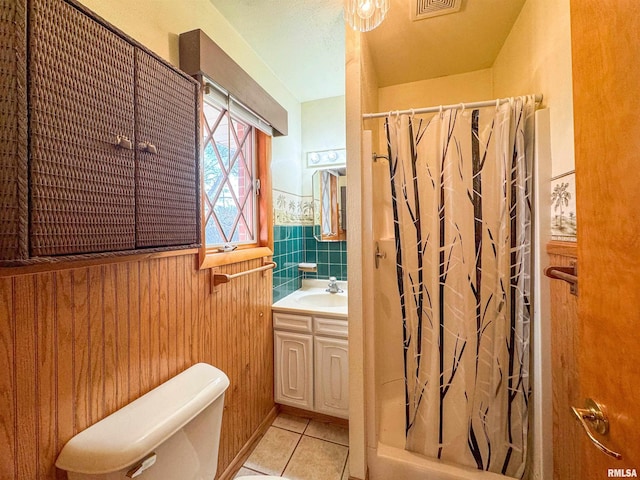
[314,336,349,417]
[273,310,349,419]
[274,330,314,410]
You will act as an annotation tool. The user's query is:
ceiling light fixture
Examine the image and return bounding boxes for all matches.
[344,0,389,32]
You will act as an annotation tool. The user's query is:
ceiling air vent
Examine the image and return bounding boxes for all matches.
[411,0,463,21]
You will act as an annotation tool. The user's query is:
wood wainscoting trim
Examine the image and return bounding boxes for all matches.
[0,247,199,277]
[0,253,274,480]
[218,406,278,480]
[547,240,581,480]
[546,240,577,258]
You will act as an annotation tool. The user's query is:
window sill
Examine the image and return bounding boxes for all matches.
[199,246,273,269]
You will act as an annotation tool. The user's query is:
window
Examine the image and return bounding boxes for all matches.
[199,81,273,268]
[202,100,256,246]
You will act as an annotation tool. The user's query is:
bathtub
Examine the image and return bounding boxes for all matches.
[369,442,509,480]
[362,110,554,480]
[368,384,508,480]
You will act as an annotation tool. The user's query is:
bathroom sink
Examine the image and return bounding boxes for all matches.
[296,293,348,308]
[272,279,348,315]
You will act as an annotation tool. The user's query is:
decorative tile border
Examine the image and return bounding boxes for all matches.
[272,187,347,303]
[550,171,577,242]
[274,189,313,226]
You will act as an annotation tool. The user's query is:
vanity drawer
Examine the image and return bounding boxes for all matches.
[273,312,313,333]
[314,316,348,338]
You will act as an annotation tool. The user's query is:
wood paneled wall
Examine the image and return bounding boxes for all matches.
[548,242,581,480]
[0,253,274,480]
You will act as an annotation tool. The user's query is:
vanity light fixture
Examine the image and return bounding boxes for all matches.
[344,0,389,32]
[306,148,346,168]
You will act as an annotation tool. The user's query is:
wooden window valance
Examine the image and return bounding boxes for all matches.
[179,29,288,137]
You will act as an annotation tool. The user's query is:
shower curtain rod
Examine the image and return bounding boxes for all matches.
[362,94,543,120]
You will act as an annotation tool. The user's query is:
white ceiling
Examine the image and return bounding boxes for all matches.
[208,0,346,103]
[208,0,526,102]
[367,0,527,87]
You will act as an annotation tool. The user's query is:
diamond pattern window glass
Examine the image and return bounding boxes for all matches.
[202,98,256,247]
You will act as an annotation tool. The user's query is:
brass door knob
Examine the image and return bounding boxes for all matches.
[571,398,622,459]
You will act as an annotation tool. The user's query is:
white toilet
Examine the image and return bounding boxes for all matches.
[56,363,288,480]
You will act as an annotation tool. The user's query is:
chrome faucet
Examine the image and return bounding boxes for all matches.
[326,276,344,294]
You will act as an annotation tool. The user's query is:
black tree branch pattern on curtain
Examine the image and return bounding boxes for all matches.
[385,96,534,479]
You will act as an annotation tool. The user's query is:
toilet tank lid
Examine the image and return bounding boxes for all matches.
[55,363,230,475]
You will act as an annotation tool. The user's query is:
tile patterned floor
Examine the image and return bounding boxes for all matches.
[235,412,350,480]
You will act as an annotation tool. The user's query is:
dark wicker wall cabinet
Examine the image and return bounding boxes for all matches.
[0,0,200,265]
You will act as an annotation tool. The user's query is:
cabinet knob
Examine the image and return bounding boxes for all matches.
[115,135,133,150]
[138,142,158,154]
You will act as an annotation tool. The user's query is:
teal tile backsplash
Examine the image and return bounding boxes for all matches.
[273,225,303,302]
[272,225,347,302]
[303,226,347,282]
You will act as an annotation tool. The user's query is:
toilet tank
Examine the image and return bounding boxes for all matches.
[56,363,230,480]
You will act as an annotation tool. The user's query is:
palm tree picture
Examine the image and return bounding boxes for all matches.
[551,181,571,230]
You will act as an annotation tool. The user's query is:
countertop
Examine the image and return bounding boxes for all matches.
[272,279,348,318]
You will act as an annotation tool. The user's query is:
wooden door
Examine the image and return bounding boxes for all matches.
[134,49,199,248]
[570,0,640,475]
[29,0,136,256]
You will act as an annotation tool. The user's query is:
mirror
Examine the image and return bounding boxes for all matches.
[312,169,346,241]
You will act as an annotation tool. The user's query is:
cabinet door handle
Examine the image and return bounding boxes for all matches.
[115,135,133,150]
[138,142,158,154]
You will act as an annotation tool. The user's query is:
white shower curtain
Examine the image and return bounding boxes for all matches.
[385,96,534,478]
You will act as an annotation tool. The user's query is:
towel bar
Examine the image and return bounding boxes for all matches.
[544,262,578,296]
[211,259,276,289]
